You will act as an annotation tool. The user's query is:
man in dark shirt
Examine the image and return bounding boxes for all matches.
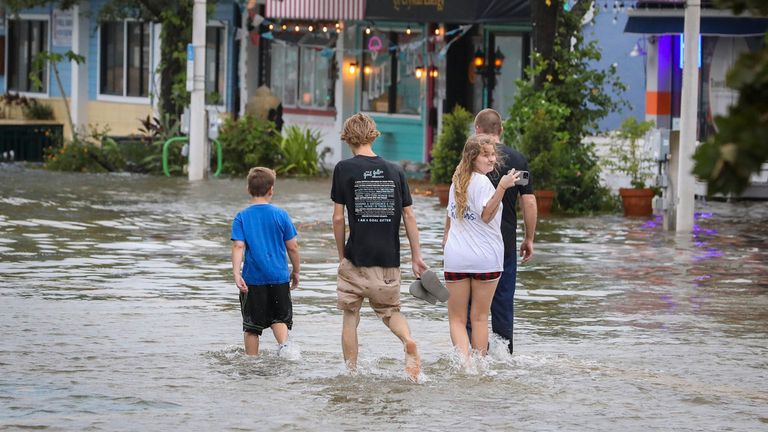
[475,108,537,354]
[331,113,428,382]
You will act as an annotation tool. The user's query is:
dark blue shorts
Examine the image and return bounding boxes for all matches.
[239,283,293,335]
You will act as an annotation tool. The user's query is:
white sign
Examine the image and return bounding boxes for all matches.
[52,9,73,46]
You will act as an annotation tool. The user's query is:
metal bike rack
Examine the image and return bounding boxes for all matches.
[162,136,222,177]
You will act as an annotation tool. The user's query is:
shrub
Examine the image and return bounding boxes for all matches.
[430,105,473,184]
[22,100,55,120]
[44,139,124,173]
[218,115,282,176]
[604,117,656,188]
[277,126,321,176]
[44,124,126,173]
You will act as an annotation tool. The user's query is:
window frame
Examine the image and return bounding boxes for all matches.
[6,15,51,97]
[359,27,423,118]
[267,37,337,113]
[96,19,152,103]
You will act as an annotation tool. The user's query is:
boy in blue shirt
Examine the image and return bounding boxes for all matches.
[231,167,300,356]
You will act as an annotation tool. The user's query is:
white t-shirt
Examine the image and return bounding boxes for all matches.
[444,172,504,273]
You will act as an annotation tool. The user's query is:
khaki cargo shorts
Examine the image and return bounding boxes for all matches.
[337,258,401,318]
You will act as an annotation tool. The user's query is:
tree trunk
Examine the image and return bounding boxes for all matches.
[531,0,559,89]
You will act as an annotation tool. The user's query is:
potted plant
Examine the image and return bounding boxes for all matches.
[430,105,473,206]
[605,117,656,217]
[505,91,570,215]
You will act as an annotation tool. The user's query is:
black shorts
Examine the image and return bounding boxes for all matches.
[239,283,293,335]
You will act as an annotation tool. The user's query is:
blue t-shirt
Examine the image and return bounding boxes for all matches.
[231,203,297,285]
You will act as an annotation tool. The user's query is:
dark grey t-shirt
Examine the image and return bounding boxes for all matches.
[487,143,534,258]
[331,155,412,268]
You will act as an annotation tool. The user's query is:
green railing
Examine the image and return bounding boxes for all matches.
[162,136,222,177]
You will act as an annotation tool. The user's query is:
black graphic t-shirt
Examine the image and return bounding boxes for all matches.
[486,144,534,259]
[331,155,412,267]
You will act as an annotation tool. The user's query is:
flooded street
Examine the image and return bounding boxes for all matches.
[1,165,767,431]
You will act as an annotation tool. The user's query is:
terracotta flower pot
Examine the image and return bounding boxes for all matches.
[534,189,556,216]
[433,184,450,207]
[619,188,654,217]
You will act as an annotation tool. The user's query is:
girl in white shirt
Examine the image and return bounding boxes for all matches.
[443,134,519,364]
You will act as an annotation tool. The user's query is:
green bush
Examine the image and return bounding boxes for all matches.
[45,139,125,173]
[277,126,321,176]
[44,124,127,173]
[506,92,570,190]
[604,117,656,188]
[218,115,282,175]
[22,99,55,120]
[430,105,473,184]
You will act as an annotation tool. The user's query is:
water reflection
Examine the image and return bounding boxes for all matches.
[1,165,767,431]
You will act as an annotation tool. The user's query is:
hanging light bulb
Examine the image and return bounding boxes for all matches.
[406,26,411,35]
[365,26,371,35]
[363,64,372,75]
[348,62,359,75]
[434,27,441,36]
[281,24,287,31]
[429,67,439,78]
[415,66,424,79]
[294,25,300,32]
[268,23,274,31]
[322,25,328,32]
[308,25,314,32]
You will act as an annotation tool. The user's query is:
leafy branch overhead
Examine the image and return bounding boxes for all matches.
[692,0,768,196]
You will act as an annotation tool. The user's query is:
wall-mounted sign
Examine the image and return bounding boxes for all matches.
[365,0,527,23]
[52,9,73,46]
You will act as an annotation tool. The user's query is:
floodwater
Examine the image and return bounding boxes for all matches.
[1,164,767,431]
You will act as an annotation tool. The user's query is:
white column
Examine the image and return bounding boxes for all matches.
[675,1,701,232]
[70,4,89,134]
[188,0,208,181]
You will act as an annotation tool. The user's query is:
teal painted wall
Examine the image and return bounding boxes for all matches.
[369,115,423,162]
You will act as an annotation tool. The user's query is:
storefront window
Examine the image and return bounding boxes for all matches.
[361,29,422,115]
[269,36,335,110]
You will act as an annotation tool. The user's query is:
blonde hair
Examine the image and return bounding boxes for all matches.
[474,108,502,136]
[341,113,381,147]
[452,134,497,219]
[247,167,276,197]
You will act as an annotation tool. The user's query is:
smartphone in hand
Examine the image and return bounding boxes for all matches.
[516,170,530,186]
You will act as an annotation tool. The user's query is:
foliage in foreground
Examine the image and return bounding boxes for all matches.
[692,0,768,196]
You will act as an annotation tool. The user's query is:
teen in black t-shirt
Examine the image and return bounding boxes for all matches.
[331,113,427,382]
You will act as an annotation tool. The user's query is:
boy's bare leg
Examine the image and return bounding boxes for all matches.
[244,332,260,356]
[382,312,421,381]
[271,323,289,345]
[341,309,361,371]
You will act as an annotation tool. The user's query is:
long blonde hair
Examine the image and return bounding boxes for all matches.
[452,134,497,219]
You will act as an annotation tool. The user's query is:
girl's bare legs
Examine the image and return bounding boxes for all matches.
[469,279,500,355]
[446,279,472,363]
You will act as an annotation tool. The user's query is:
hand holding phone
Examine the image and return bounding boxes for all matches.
[516,170,530,186]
